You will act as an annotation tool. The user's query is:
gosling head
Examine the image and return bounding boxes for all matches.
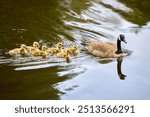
[21,44,27,49]
[66,49,71,55]
[42,45,47,51]
[57,42,63,49]
[33,42,39,48]
[118,34,127,44]
[73,45,78,50]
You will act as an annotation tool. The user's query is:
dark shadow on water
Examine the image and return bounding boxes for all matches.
[99,59,113,64]
[99,57,127,80]
[117,58,126,80]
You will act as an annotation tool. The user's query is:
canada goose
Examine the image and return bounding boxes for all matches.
[83,34,127,58]
[40,45,48,59]
[65,45,79,55]
[47,42,63,54]
[8,44,27,57]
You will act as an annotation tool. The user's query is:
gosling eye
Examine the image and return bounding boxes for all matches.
[74,46,77,49]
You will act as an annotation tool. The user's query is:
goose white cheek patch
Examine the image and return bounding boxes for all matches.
[118,35,121,41]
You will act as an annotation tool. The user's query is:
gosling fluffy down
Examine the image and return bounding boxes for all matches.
[19,44,28,56]
[30,42,41,56]
[40,45,49,59]
[47,42,63,54]
[8,48,20,57]
[65,45,79,55]
[26,41,39,54]
[56,49,70,59]
[8,44,28,57]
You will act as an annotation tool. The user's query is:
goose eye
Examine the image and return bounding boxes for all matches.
[120,35,125,40]
[121,36,127,44]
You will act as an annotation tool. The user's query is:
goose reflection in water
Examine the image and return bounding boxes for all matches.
[99,57,127,80]
[117,58,126,80]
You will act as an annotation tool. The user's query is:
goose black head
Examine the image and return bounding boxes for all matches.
[119,34,127,44]
[116,34,127,54]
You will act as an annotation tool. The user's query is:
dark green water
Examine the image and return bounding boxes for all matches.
[0,0,150,99]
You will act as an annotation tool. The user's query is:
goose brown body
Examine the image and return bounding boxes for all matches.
[85,35,127,58]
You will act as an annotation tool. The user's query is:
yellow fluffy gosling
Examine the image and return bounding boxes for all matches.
[47,42,63,54]
[27,41,39,54]
[40,45,48,59]
[8,44,27,57]
[31,43,41,56]
[56,49,70,62]
[65,45,79,55]
[20,44,28,56]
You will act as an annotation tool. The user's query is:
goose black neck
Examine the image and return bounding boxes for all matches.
[116,38,122,54]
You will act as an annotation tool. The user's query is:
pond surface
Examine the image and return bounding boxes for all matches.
[0,0,150,99]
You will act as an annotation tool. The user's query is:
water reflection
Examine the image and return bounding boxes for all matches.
[0,62,86,99]
[0,0,65,52]
[98,57,127,80]
[117,58,126,80]
[0,0,150,99]
[101,0,150,26]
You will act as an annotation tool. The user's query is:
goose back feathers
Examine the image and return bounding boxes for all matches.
[84,35,127,58]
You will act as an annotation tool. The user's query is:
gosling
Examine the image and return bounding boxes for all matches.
[56,49,71,62]
[8,44,27,57]
[30,42,41,56]
[40,45,49,59]
[47,42,63,54]
[19,44,28,57]
[27,41,39,54]
[65,45,79,55]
